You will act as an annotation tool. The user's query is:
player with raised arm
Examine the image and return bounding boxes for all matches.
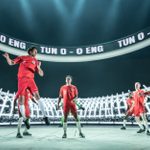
[3,47,50,127]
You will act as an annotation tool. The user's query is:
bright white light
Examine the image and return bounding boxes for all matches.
[0,38,150,62]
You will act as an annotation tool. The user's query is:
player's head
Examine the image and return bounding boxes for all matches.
[135,82,141,90]
[66,75,72,84]
[28,47,37,57]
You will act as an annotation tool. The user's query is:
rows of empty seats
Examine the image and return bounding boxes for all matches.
[0,88,150,125]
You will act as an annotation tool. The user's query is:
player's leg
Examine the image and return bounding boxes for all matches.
[34,91,50,125]
[134,107,145,133]
[16,108,23,138]
[23,102,32,136]
[17,78,30,128]
[29,79,50,125]
[16,117,23,138]
[18,96,26,119]
[140,113,150,135]
[18,95,30,129]
[62,110,69,138]
[23,120,32,136]
[121,114,129,130]
[71,106,85,138]
[135,116,145,133]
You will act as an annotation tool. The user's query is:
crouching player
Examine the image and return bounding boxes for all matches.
[121,92,135,130]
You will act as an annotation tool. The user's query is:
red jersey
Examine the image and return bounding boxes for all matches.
[13,55,39,79]
[133,89,145,105]
[59,85,78,105]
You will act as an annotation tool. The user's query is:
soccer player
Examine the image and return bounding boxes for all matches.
[57,75,85,138]
[120,92,135,130]
[3,47,50,127]
[133,82,150,135]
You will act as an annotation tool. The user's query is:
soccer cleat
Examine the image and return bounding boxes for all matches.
[43,117,50,125]
[137,128,145,133]
[120,126,126,130]
[79,132,85,138]
[16,133,23,138]
[62,133,67,138]
[23,131,32,136]
[23,118,30,129]
[146,130,150,136]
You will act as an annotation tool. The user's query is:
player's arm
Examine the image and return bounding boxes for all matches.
[73,88,85,110]
[143,97,148,106]
[73,97,85,110]
[57,96,62,110]
[31,97,38,105]
[128,101,135,112]
[3,53,15,65]
[72,86,78,104]
[37,61,44,77]
[144,91,150,96]
[73,96,81,108]
[57,87,63,110]
[72,87,80,106]
[73,95,78,104]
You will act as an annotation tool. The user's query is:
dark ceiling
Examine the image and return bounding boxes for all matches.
[0,0,150,46]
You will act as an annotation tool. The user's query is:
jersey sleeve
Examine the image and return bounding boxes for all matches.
[12,56,23,64]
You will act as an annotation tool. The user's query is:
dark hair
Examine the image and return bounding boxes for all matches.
[66,75,72,80]
[27,47,37,55]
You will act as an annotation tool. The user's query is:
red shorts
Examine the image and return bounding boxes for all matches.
[63,102,77,116]
[133,105,146,117]
[139,105,146,114]
[18,77,38,96]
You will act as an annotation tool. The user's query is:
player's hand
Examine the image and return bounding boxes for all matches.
[3,53,9,59]
[79,105,85,111]
[56,105,60,110]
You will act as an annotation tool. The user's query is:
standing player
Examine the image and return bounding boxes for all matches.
[133,82,150,135]
[3,47,50,126]
[13,89,35,138]
[121,92,135,130]
[57,75,85,138]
